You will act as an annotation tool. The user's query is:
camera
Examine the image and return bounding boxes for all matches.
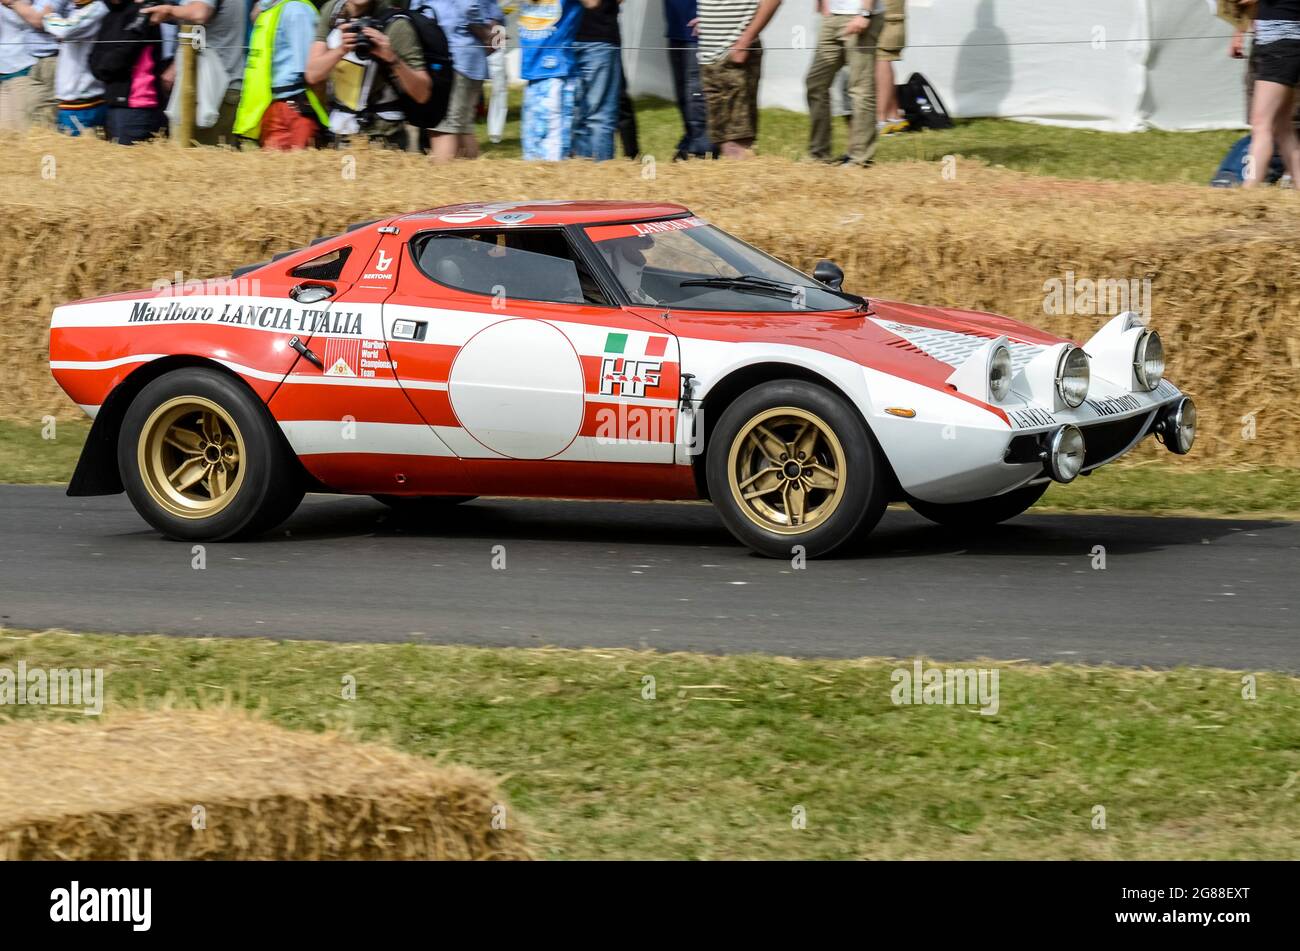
[127,0,165,34]
[344,17,379,61]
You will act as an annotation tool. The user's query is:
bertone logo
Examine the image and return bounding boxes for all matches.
[50,882,151,932]
[0,662,103,715]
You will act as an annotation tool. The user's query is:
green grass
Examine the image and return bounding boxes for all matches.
[0,418,89,484]
[1040,465,1300,519]
[480,93,1240,185]
[3,629,1297,859]
[3,418,1295,519]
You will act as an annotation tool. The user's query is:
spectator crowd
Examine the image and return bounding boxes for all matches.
[0,0,919,162]
[3,0,1293,184]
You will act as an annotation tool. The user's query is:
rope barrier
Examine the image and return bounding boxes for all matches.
[0,33,1246,50]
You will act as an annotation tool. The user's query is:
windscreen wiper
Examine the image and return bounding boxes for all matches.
[678,274,801,299]
[680,274,867,310]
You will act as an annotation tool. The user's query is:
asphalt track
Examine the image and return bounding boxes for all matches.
[0,485,1295,669]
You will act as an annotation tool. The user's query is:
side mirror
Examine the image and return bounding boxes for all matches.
[813,259,844,291]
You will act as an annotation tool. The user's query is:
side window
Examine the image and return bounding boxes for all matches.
[413,229,610,306]
[291,246,352,281]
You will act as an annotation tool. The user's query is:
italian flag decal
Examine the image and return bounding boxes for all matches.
[599,331,669,398]
[604,332,668,358]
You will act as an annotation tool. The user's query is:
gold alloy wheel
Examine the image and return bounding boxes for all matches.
[727,407,847,535]
[137,396,246,519]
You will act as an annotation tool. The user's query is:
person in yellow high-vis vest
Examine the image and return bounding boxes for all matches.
[235,0,328,149]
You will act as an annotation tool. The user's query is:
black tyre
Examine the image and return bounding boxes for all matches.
[908,482,1049,528]
[705,379,888,558]
[118,368,304,540]
[372,494,478,511]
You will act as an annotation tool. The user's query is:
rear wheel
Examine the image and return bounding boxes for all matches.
[908,482,1049,528]
[706,380,888,558]
[118,368,304,540]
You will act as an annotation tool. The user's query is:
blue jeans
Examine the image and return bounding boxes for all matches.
[571,41,621,161]
[668,43,713,157]
[522,77,575,161]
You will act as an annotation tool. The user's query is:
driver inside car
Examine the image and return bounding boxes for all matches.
[607,235,659,306]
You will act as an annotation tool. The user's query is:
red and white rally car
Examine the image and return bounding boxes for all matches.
[49,201,1196,557]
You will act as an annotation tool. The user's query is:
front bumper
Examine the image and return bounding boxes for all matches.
[884,379,1188,505]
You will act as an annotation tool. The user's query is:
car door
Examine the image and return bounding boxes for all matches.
[380,225,684,471]
[267,229,468,494]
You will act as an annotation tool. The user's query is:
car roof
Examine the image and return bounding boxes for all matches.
[393,200,692,228]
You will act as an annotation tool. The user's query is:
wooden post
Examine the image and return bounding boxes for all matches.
[177,28,198,147]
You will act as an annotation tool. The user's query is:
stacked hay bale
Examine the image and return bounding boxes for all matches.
[0,709,530,860]
[2,131,1297,467]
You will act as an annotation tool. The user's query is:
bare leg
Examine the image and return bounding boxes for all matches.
[1273,87,1300,184]
[1245,81,1289,187]
[876,59,898,121]
[459,132,480,160]
[720,139,755,159]
[428,131,458,164]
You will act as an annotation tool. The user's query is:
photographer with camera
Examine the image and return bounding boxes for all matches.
[89,0,174,144]
[306,0,431,149]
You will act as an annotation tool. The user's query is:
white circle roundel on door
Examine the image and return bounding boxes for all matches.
[447,318,585,459]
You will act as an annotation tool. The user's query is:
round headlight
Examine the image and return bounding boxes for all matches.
[989,345,1012,402]
[1134,330,1164,391]
[1056,346,1090,408]
[1048,424,1086,483]
[1159,396,1197,455]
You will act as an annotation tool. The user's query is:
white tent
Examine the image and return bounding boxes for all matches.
[621,0,1249,132]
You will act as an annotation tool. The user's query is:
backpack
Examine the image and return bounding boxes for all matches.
[374,8,454,130]
[898,72,953,131]
[1210,134,1287,187]
[89,4,162,86]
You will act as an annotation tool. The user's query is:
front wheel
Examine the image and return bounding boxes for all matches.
[705,380,889,558]
[908,482,1049,528]
[118,368,304,540]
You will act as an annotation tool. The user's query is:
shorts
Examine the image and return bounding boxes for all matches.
[432,71,483,134]
[879,0,906,61]
[700,46,762,144]
[57,100,107,136]
[261,98,321,150]
[1254,37,1300,88]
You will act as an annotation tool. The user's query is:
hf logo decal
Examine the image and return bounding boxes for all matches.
[599,331,667,398]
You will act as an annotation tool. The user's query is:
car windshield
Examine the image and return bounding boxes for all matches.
[585,218,853,312]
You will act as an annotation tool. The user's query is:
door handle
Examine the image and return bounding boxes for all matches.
[287,336,324,369]
[291,283,334,304]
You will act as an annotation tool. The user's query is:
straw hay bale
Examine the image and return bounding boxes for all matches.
[0,709,530,860]
[3,130,1298,467]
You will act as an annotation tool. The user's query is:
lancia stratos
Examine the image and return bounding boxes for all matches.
[49,201,1196,557]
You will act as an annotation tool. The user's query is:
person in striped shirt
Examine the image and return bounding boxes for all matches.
[696,0,781,159]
